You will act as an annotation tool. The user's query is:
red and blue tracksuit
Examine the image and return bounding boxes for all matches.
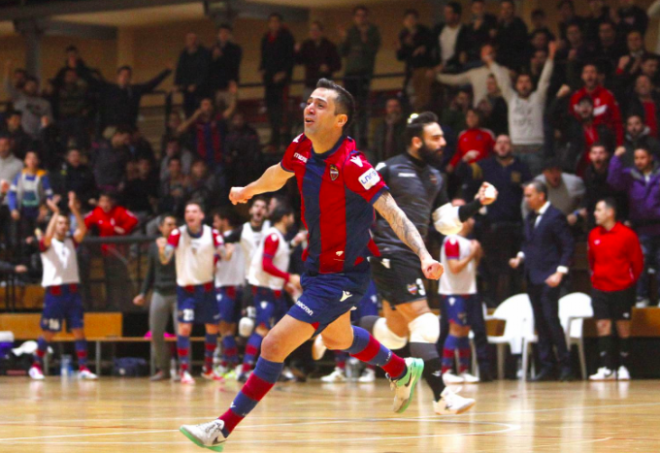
[280,134,388,333]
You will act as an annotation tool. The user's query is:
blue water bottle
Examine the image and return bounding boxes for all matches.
[61,354,73,377]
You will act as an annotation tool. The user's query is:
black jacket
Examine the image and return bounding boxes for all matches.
[522,204,574,285]
[175,46,211,90]
[209,41,243,91]
[295,38,342,88]
[397,25,436,72]
[494,17,529,70]
[464,13,498,62]
[260,28,295,84]
[431,23,470,72]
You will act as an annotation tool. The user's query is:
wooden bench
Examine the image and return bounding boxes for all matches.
[0,313,205,375]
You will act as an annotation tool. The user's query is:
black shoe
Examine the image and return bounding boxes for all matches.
[559,369,575,382]
[531,368,556,382]
[479,369,494,383]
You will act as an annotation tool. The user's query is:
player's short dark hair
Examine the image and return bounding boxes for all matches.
[251,195,268,207]
[353,5,368,15]
[626,113,643,123]
[159,213,177,225]
[598,197,618,215]
[315,78,355,133]
[212,206,241,227]
[577,94,594,106]
[405,111,439,146]
[446,1,462,15]
[466,107,483,124]
[270,203,294,224]
[590,141,609,152]
[117,65,132,74]
[99,191,118,201]
[65,45,78,53]
[542,158,562,171]
[185,199,205,212]
[599,20,615,31]
[403,8,419,18]
[634,146,652,156]
[526,180,548,200]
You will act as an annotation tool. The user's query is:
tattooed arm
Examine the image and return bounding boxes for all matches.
[374,191,443,280]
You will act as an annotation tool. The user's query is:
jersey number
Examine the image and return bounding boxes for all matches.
[182,309,194,322]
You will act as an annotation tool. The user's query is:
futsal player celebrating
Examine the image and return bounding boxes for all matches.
[588,198,643,381]
[241,203,302,378]
[30,192,97,381]
[159,201,230,384]
[365,112,495,414]
[180,79,444,450]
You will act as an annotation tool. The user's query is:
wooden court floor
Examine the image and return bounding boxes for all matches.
[0,377,659,452]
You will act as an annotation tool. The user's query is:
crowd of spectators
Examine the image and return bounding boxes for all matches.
[2,0,660,312]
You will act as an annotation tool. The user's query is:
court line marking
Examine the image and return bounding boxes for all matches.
[0,418,520,445]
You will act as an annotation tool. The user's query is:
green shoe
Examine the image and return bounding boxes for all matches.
[179,420,226,451]
[390,357,424,414]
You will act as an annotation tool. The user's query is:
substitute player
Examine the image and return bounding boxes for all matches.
[439,217,482,385]
[588,198,643,381]
[159,201,229,384]
[29,193,97,380]
[241,203,302,379]
[366,112,495,414]
[212,208,245,378]
[180,79,443,450]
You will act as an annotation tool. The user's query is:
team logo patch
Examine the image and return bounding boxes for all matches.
[407,283,418,295]
[330,164,339,181]
[358,168,380,190]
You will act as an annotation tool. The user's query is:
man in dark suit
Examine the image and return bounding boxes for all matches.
[509,181,575,381]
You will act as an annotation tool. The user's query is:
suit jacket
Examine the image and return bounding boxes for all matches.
[522,204,574,285]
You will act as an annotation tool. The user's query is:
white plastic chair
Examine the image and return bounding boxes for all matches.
[487,294,534,380]
[559,292,593,379]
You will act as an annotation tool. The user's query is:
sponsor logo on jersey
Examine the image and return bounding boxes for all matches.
[330,164,339,181]
[294,152,308,163]
[296,300,314,316]
[398,172,416,178]
[359,168,380,190]
[407,283,418,295]
[340,291,352,302]
[350,156,364,167]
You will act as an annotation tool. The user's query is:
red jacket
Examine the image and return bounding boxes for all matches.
[588,222,643,292]
[570,86,624,146]
[450,128,495,168]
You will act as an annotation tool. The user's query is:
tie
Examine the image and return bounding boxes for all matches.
[529,212,538,229]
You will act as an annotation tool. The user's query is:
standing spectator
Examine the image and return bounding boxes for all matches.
[529,9,556,42]
[477,74,508,136]
[585,0,612,46]
[649,0,660,54]
[225,112,263,188]
[175,33,211,118]
[580,143,625,229]
[457,134,531,305]
[0,136,24,194]
[431,2,469,73]
[177,94,237,172]
[159,157,189,218]
[570,63,624,145]
[339,5,381,148]
[437,44,498,107]
[54,69,90,149]
[84,192,138,310]
[371,97,406,163]
[555,23,592,90]
[160,137,193,180]
[624,75,660,138]
[618,114,660,168]
[592,21,626,77]
[53,45,97,89]
[209,24,242,107]
[95,65,172,133]
[614,31,651,90]
[493,0,529,71]
[612,0,649,37]
[464,0,497,63]
[186,160,219,211]
[260,13,295,151]
[295,21,342,102]
[91,126,131,194]
[397,9,435,110]
[491,41,556,175]
[533,159,586,223]
[3,62,53,139]
[440,89,471,136]
[54,148,96,210]
[127,127,156,165]
[121,158,158,223]
[588,198,643,381]
[509,181,574,382]
[3,111,31,159]
[557,1,586,42]
[447,108,494,173]
[608,146,660,306]
[8,151,54,244]
[133,214,179,381]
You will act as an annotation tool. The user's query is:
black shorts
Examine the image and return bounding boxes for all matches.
[371,254,427,307]
[591,286,636,321]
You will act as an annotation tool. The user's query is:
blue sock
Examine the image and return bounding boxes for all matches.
[344,326,406,380]
[242,333,263,372]
[222,335,238,366]
[34,336,48,367]
[455,336,471,373]
[442,335,458,373]
[75,339,88,370]
[204,333,218,373]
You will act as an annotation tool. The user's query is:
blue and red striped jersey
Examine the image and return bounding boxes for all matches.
[281,134,388,275]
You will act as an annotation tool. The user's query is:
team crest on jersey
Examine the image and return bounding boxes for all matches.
[330,164,339,181]
[407,283,418,295]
